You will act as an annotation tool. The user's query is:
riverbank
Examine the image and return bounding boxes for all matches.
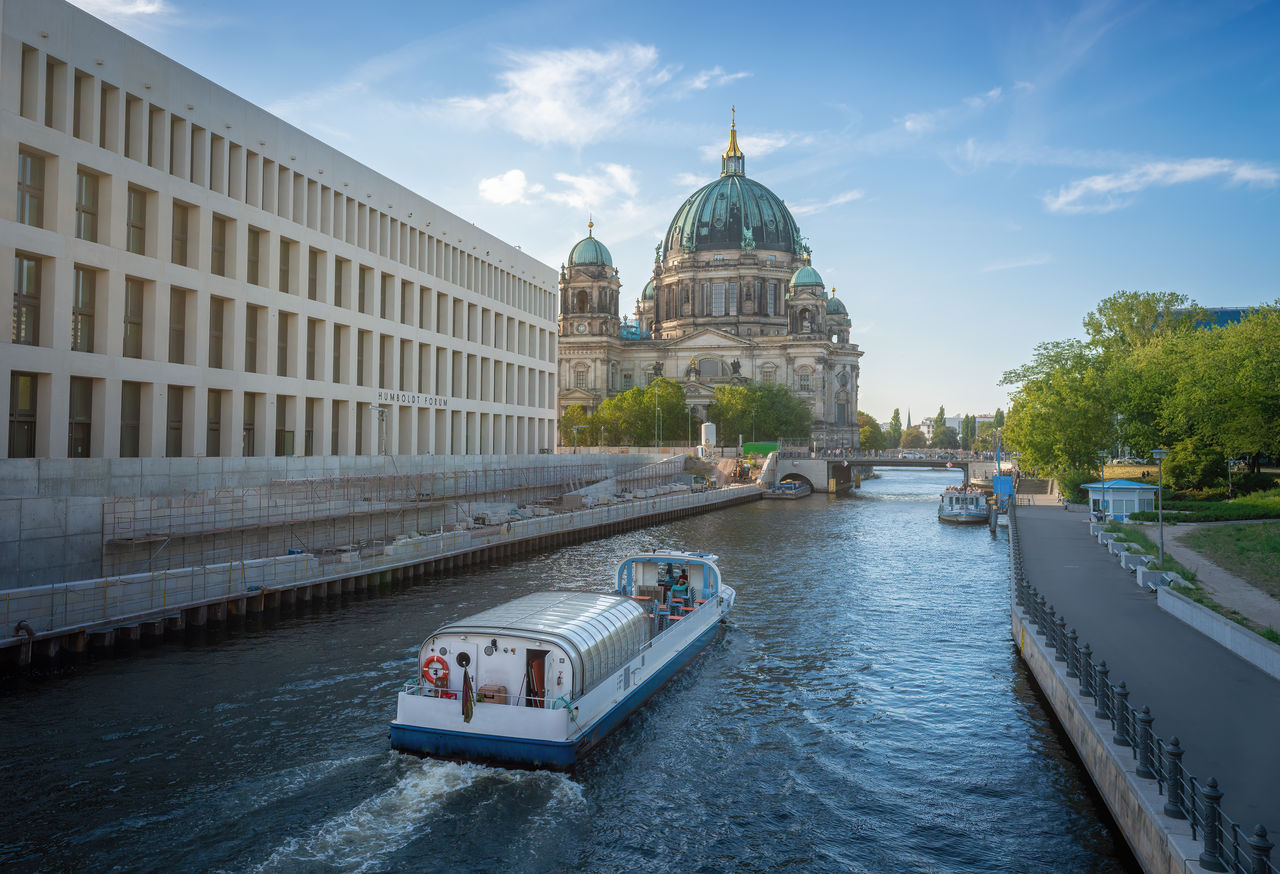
[1,485,760,674]
[1011,504,1280,872]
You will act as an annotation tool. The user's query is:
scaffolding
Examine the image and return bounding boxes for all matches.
[102,462,620,576]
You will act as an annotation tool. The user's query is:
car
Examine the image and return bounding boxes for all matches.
[899,451,925,459]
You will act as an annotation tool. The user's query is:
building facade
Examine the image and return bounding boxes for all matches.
[1,0,558,460]
[557,120,862,446]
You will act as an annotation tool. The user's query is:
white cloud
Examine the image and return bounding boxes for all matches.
[981,254,1052,273]
[478,169,543,205]
[546,164,637,211]
[672,172,705,188]
[1044,159,1279,214]
[789,189,864,217]
[686,66,750,91]
[441,44,674,146]
[898,85,1005,136]
[68,0,168,16]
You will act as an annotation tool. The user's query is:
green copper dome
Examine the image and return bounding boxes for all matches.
[568,224,613,267]
[640,279,655,301]
[662,175,803,258]
[826,294,847,315]
[790,264,824,289]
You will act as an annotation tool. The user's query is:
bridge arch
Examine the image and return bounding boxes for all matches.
[779,472,814,490]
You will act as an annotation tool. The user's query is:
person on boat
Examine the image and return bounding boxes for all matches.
[671,570,690,606]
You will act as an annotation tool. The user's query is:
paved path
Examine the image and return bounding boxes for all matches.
[1160,523,1280,633]
[1016,505,1280,831]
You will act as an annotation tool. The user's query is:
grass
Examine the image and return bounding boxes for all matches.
[1129,488,1280,523]
[1181,521,1280,601]
[1109,522,1280,644]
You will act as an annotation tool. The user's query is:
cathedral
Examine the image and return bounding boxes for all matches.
[556,116,863,447]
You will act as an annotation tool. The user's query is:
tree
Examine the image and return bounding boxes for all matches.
[933,405,946,436]
[708,381,811,444]
[931,426,959,449]
[973,420,996,452]
[887,408,903,449]
[901,427,927,449]
[1082,289,1203,357]
[959,414,976,450]
[559,404,591,447]
[1164,437,1227,491]
[593,378,689,446]
[857,410,886,451]
[994,408,1004,429]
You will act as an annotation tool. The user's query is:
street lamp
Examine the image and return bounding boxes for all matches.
[1151,448,1169,568]
[1097,450,1109,522]
[572,424,585,454]
[687,407,692,447]
[752,407,757,443]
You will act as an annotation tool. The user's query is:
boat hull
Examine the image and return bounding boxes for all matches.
[938,512,988,524]
[391,612,725,770]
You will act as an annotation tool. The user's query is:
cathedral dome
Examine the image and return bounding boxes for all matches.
[640,279,655,301]
[661,119,803,258]
[789,263,824,290]
[826,292,847,315]
[568,222,612,267]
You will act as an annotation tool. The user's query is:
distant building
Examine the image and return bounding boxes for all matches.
[556,118,863,446]
[2,0,558,460]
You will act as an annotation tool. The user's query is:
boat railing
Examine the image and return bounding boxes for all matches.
[400,678,572,711]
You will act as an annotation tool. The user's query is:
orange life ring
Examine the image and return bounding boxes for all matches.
[422,654,450,688]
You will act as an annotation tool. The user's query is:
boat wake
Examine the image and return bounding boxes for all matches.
[248,757,583,873]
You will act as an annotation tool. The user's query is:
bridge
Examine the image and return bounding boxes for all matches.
[763,448,1011,493]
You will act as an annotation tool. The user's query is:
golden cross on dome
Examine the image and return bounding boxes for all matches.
[731,105,735,127]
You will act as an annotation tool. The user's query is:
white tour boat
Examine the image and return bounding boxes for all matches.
[390,551,734,769]
[937,486,989,524]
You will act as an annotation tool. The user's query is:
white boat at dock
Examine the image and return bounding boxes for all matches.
[390,551,734,769]
[938,486,989,524]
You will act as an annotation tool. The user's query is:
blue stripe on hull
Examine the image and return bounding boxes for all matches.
[390,618,723,770]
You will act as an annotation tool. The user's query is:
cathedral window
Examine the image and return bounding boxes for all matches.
[576,289,588,313]
[711,283,725,316]
[761,367,776,385]
[798,371,811,392]
[728,282,737,315]
[767,282,777,316]
[574,368,588,389]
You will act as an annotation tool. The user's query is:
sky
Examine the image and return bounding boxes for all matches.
[74,0,1280,422]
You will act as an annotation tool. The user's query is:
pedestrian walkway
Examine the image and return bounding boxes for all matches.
[1017,505,1280,831]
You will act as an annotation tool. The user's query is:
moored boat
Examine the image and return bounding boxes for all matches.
[938,486,989,524]
[763,479,812,499]
[390,551,734,769]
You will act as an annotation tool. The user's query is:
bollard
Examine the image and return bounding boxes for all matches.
[1136,706,1155,779]
[1164,737,1187,819]
[1055,615,1068,662]
[1066,629,1080,679]
[1247,825,1273,874]
[1198,778,1226,872]
[1079,644,1094,698]
[1113,682,1131,746]
[1095,662,1111,720]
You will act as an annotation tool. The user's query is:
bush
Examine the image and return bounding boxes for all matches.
[1057,468,1096,504]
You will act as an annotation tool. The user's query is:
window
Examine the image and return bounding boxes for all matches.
[119,381,141,458]
[306,319,318,380]
[12,253,41,346]
[308,249,320,300]
[72,267,96,353]
[333,258,347,307]
[75,169,99,242]
[166,386,184,457]
[247,227,262,285]
[211,216,227,276]
[279,239,293,292]
[762,368,776,385]
[206,391,222,457]
[332,325,345,383]
[242,394,257,456]
[171,202,189,266]
[798,371,811,392]
[208,297,225,368]
[623,372,633,389]
[123,278,144,358]
[711,282,725,316]
[16,150,44,228]
[8,372,37,458]
[244,305,260,373]
[68,376,92,457]
[169,288,187,364]
[126,187,147,255]
[767,282,777,317]
[574,369,588,389]
[277,314,291,376]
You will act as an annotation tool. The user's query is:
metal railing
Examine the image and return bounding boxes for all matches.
[1009,504,1277,874]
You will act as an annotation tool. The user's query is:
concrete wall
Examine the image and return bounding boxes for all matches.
[1158,587,1280,682]
[1012,594,1206,873]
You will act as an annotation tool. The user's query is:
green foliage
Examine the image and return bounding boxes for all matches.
[857,410,886,451]
[707,381,810,445]
[993,408,1004,428]
[592,378,690,446]
[959,414,977,450]
[559,404,591,446]
[1057,468,1097,504]
[1164,437,1227,491]
[900,427,927,449]
[973,420,996,452]
[931,426,959,449]
[887,408,903,449]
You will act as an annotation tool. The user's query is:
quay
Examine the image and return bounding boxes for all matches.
[1,452,760,673]
[1010,501,1280,873]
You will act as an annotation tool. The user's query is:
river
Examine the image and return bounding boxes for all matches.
[0,469,1136,873]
